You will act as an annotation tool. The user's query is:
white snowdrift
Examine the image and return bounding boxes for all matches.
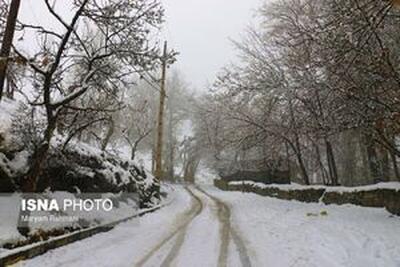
[229,180,400,193]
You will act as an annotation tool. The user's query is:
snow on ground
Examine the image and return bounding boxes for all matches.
[204,185,400,267]
[0,194,26,249]
[0,191,140,253]
[172,188,220,267]
[113,146,153,174]
[31,191,140,229]
[138,185,221,267]
[12,184,400,267]
[229,180,400,192]
[17,185,192,267]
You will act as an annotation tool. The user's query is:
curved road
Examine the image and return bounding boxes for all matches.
[18,185,252,267]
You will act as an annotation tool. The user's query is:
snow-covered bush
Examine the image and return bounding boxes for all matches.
[39,138,160,207]
[0,100,160,207]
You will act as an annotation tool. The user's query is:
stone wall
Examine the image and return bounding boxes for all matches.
[219,170,290,185]
[214,179,400,216]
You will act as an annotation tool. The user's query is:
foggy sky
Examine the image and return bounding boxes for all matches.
[17,0,263,90]
[162,0,263,90]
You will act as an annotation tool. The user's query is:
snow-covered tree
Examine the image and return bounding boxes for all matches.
[10,0,165,191]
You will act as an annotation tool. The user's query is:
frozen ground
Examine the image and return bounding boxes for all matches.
[16,185,194,267]
[0,190,141,252]
[14,184,400,267]
[207,185,400,267]
[229,180,400,192]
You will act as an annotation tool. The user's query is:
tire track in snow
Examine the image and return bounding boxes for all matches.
[195,186,252,267]
[159,186,204,267]
[135,186,203,267]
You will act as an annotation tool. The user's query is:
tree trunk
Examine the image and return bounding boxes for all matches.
[325,139,339,186]
[297,153,310,185]
[381,148,390,182]
[314,141,329,185]
[184,156,200,183]
[21,144,49,192]
[0,0,21,101]
[131,144,137,161]
[285,142,292,182]
[6,72,15,99]
[287,98,309,185]
[166,144,175,181]
[390,150,400,181]
[285,134,309,185]
[22,116,57,192]
[151,146,156,173]
[365,133,383,184]
[101,119,114,151]
[293,134,310,185]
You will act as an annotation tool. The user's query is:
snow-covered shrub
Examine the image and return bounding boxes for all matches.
[33,138,160,207]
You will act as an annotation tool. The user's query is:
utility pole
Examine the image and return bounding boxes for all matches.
[155,41,168,181]
[0,0,21,101]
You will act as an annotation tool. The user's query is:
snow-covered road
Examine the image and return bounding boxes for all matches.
[17,184,400,267]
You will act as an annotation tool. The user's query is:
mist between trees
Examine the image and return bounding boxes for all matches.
[1,0,400,190]
[193,0,400,186]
